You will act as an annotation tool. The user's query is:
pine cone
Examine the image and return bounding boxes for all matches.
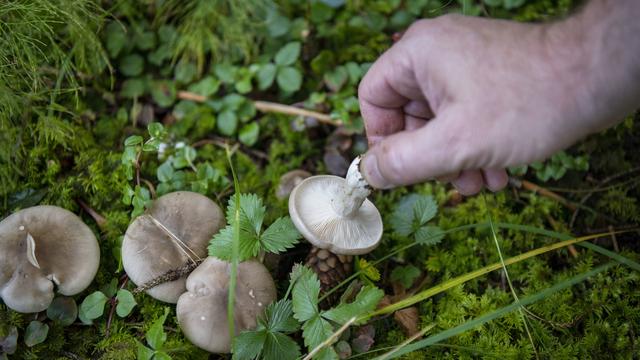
[305,246,353,308]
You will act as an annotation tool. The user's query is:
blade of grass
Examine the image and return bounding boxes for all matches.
[363,231,615,319]
[225,144,240,340]
[380,262,616,359]
[483,194,538,358]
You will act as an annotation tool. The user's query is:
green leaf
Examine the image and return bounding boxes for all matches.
[78,291,108,321]
[264,299,299,333]
[275,42,301,66]
[238,122,260,146]
[260,217,301,254]
[137,342,154,360]
[214,63,237,83]
[121,78,147,98]
[134,30,156,51]
[322,286,383,325]
[174,61,197,84]
[357,258,380,282]
[24,321,48,347]
[46,296,78,326]
[263,332,301,360]
[148,122,165,138]
[276,66,302,92]
[292,266,320,322]
[390,194,438,236]
[146,308,170,350]
[413,195,437,225]
[415,225,444,246]
[151,80,177,108]
[301,316,337,359]
[209,225,261,261]
[116,289,137,317]
[227,193,266,236]
[188,76,220,97]
[390,265,421,289]
[124,135,143,146]
[257,63,277,90]
[233,330,267,360]
[119,54,144,77]
[217,110,238,136]
[324,66,348,92]
[154,351,172,360]
[157,161,174,182]
[105,22,127,58]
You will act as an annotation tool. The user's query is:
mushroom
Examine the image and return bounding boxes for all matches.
[176,257,276,353]
[289,156,383,255]
[0,206,100,313]
[276,169,311,200]
[122,191,224,303]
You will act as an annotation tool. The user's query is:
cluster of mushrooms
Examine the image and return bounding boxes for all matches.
[0,157,383,354]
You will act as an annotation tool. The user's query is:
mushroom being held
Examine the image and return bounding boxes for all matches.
[176,257,276,353]
[0,206,100,313]
[289,156,383,255]
[122,191,224,303]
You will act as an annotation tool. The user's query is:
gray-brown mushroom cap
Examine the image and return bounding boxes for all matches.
[0,206,100,313]
[176,257,277,353]
[122,191,225,303]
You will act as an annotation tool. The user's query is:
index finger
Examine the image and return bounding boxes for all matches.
[357,45,420,146]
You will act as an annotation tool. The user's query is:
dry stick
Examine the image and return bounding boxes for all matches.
[147,214,201,264]
[106,275,129,337]
[303,317,357,360]
[76,198,107,230]
[176,90,342,126]
[140,178,157,199]
[133,260,204,294]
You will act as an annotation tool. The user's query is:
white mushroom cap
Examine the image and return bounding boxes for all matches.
[176,257,276,353]
[122,191,225,303]
[289,157,383,255]
[0,206,100,313]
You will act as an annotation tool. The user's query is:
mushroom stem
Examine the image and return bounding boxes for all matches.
[331,157,371,218]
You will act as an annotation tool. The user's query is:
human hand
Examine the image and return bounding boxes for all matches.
[358,11,636,195]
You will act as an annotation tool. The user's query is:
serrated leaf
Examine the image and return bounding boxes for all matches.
[260,217,301,254]
[301,316,337,359]
[78,291,108,321]
[227,193,265,236]
[275,42,301,66]
[24,321,48,347]
[209,225,261,261]
[413,195,437,226]
[257,63,277,90]
[264,299,299,333]
[322,286,383,325]
[233,330,267,360]
[276,66,302,92]
[116,289,137,317]
[263,332,301,360]
[390,265,421,289]
[415,225,444,246]
[292,267,320,322]
[146,308,169,350]
[390,194,438,236]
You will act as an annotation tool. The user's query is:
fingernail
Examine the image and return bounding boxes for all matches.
[362,153,393,189]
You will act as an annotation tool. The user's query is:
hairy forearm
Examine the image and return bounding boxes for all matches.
[550,0,640,129]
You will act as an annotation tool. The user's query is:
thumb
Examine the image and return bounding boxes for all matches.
[361,111,471,188]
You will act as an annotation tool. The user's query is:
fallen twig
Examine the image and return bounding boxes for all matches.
[133,259,204,294]
[76,199,107,230]
[176,90,341,126]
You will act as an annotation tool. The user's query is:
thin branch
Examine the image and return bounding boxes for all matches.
[76,198,106,230]
[176,90,341,126]
[133,260,204,294]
